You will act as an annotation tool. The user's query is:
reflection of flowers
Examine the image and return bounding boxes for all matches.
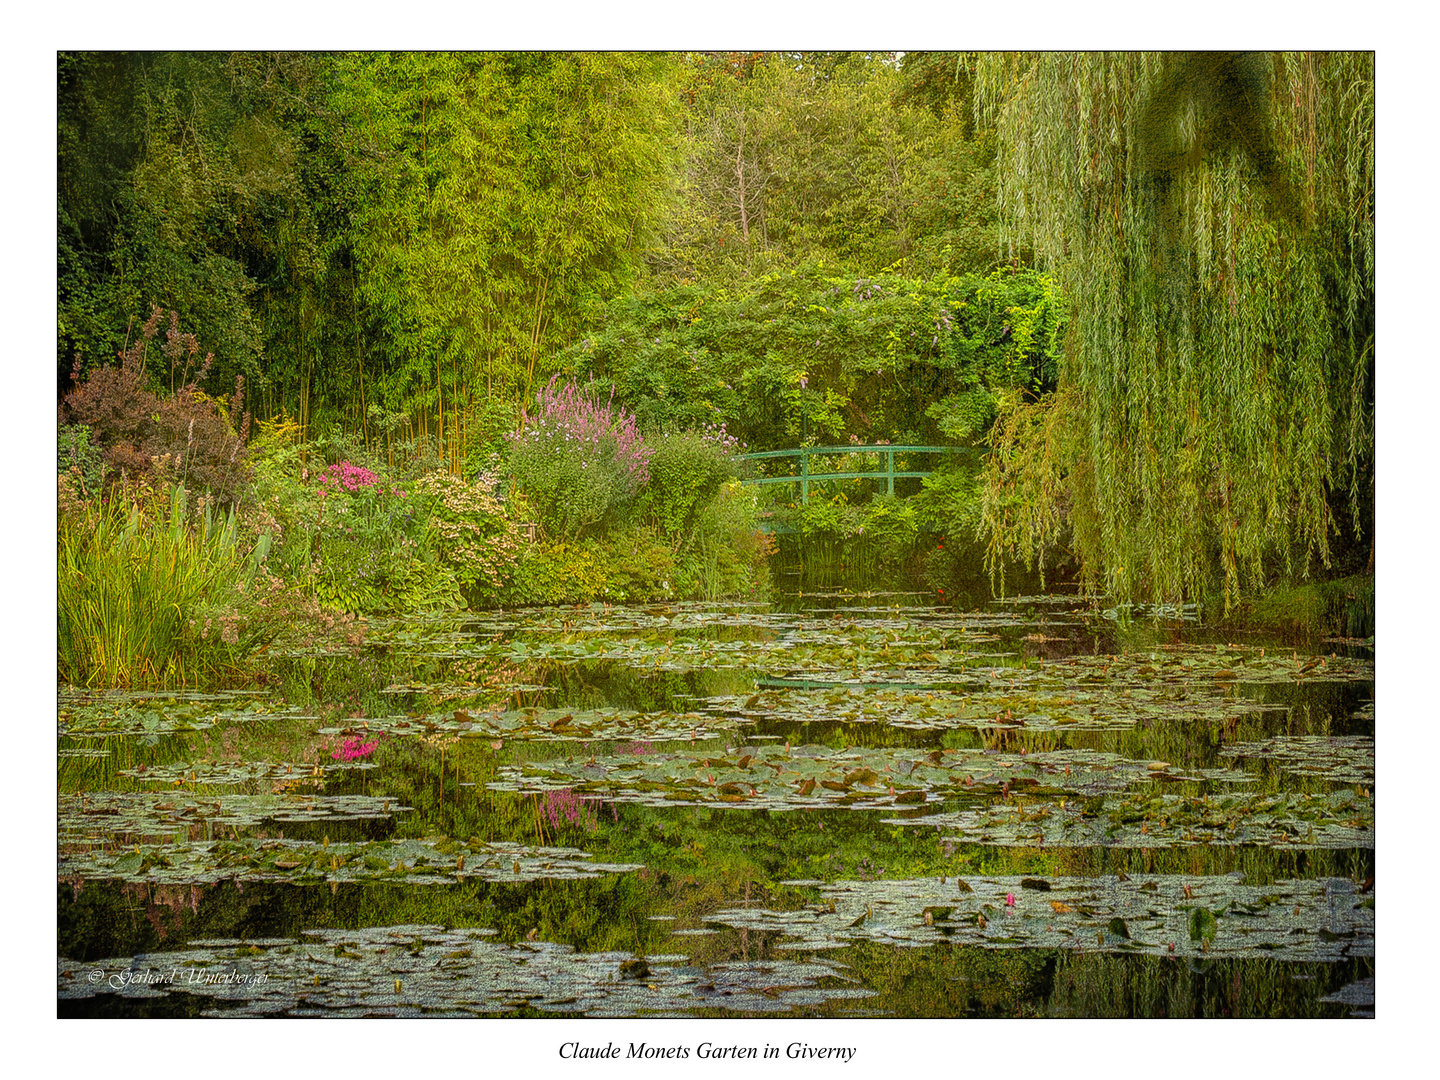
[541,787,618,832]
[332,734,380,761]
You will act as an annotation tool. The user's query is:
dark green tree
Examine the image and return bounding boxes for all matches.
[58,52,324,395]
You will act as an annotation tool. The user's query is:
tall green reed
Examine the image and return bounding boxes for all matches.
[58,483,273,688]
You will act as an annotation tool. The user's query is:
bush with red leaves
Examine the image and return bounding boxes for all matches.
[59,306,252,505]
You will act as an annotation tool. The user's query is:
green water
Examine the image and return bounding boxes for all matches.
[57,586,1374,1017]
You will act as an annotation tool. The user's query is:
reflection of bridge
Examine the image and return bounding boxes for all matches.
[738,444,972,505]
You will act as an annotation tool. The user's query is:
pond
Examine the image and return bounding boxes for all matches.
[57,584,1374,1020]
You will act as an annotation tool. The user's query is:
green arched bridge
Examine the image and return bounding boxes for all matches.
[738,444,974,506]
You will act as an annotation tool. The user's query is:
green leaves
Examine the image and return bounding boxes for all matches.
[338,52,679,421]
[976,53,1374,607]
[1188,906,1219,943]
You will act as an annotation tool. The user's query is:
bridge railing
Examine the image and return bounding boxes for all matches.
[738,444,975,505]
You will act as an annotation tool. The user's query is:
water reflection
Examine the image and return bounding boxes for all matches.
[57,584,1375,1017]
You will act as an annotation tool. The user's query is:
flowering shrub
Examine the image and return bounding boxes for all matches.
[301,460,420,613]
[317,461,385,494]
[244,445,425,615]
[507,376,653,541]
[409,468,523,600]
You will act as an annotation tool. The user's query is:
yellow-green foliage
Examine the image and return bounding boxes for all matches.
[409,469,523,597]
[505,532,677,606]
[58,482,274,687]
[680,481,772,599]
[976,53,1374,607]
[1239,573,1374,640]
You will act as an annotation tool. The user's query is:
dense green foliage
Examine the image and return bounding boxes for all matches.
[55,50,1374,686]
[657,52,999,284]
[57,481,275,687]
[334,52,680,468]
[974,53,1374,605]
[560,264,1060,452]
[58,51,1001,453]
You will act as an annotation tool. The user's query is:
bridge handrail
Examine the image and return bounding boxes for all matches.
[737,443,977,507]
[739,444,968,462]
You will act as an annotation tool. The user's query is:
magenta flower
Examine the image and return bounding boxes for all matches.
[1005,893,1017,907]
[332,734,380,761]
[317,461,385,494]
[540,787,614,833]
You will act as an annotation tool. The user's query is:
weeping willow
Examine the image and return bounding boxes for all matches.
[975,53,1373,607]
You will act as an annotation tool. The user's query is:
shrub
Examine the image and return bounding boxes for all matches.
[409,468,524,604]
[503,531,676,606]
[307,461,421,613]
[507,376,652,541]
[852,494,924,572]
[913,463,985,541]
[675,481,772,599]
[59,306,252,505]
[245,442,427,615]
[598,529,676,602]
[57,424,106,498]
[504,540,611,606]
[635,422,745,548]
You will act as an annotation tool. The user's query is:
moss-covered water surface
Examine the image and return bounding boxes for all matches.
[58,588,1374,1017]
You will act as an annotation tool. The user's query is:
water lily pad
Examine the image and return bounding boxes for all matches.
[58,925,873,1017]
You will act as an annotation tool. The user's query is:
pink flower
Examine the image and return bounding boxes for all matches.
[1005,893,1017,907]
[331,734,380,761]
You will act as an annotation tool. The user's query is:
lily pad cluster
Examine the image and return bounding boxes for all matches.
[318,705,724,745]
[60,791,411,844]
[59,924,873,1017]
[115,758,380,788]
[59,836,642,887]
[904,790,1374,849]
[1221,736,1375,787]
[60,691,311,739]
[489,742,1256,812]
[705,873,1373,962]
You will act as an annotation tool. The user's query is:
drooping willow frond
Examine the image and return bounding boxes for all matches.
[975,52,1373,608]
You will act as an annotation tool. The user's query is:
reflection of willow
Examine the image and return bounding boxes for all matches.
[1046,951,1371,1018]
[1050,842,1371,886]
[840,938,1055,1017]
